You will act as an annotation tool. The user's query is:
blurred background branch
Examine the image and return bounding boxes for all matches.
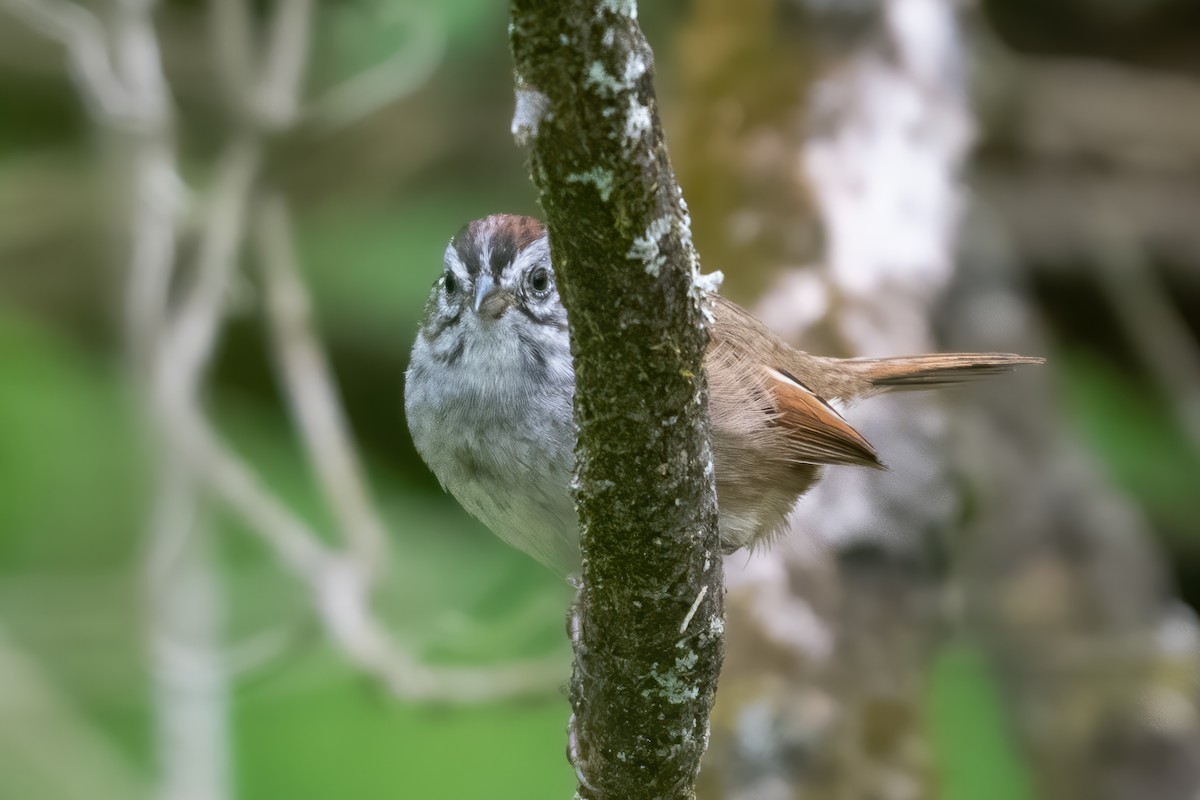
[0,0,567,798]
[0,0,149,124]
[0,622,149,800]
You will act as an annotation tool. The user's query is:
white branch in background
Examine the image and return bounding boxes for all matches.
[155,139,262,411]
[109,0,172,123]
[254,0,315,129]
[124,150,185,365]
[7,13,562,784]
[255,193,390,576]
[0,0,136,123]
[174,413,337,579]
[303,5,446,136]
[171,406,566,701]
[47,1,243,799]
[144,468,231,800]
[142,0,562,704]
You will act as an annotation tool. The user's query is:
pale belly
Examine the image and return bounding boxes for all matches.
[406,364,580,574]
[440,442,580,574]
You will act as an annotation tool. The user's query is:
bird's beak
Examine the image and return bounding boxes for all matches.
[473,274,514,321]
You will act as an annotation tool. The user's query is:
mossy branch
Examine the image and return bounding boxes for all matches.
[510,2,725,798]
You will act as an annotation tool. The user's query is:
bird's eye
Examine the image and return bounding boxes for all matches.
[444,272,458,294]
[529,266,551,295]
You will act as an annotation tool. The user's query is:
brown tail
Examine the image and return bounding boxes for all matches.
[842,353,1044,393]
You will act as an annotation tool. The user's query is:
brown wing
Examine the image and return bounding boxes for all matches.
[706,297,882,469]
[764,367,883,468]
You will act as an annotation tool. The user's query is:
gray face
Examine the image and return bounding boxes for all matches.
[417,214,568,384]
[404,215,581,573]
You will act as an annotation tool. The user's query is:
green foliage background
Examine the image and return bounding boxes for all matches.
[0,3,579,797]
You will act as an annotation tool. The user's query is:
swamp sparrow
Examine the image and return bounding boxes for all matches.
[405,214,1041,574]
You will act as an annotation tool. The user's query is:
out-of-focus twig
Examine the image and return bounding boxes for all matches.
[143,467,231,800]
[171,406,566,701]
[0,0,138,124]
[997,56,1200,170]
[175,413,336,577]
[255,193,389,577]
[302,4,445,137]
[44,1,243,798]
[6,0,563,734]
[160,0,562,703]
[1095,239,1200,456]
[154,138,262,410]
[254,0,314,129]
[156,615,305,684]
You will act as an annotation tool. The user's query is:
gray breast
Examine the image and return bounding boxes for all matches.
[405,344,580,573]
[437,403,579,573]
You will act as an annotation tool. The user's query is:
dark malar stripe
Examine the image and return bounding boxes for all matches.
[426,308,463,340]
[514,303,567,331]
[517,329,549,377]
[438,335,466,366]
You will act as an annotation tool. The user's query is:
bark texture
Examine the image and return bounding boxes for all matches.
[510,3,725,799]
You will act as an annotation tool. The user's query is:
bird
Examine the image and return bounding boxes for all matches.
[404,214,1042,575]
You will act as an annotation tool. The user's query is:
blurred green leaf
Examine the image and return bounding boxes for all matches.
[317,0,506,86]
[0,311,144,569]
[1058,349,1200,547]
[236,647,572,800]
[928,643,1034,800]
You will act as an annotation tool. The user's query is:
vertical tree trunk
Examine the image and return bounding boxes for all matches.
[509,3,725,798]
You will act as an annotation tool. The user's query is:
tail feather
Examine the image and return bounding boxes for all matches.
[844,353,1045,392]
